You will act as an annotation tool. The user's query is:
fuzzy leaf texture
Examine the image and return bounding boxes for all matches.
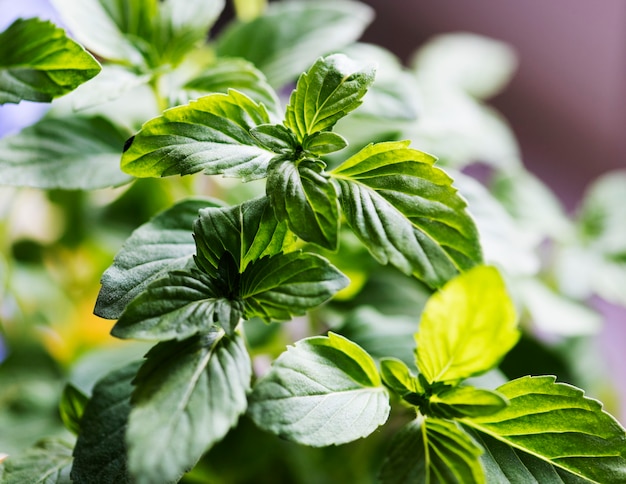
[379,417,484,484]
[1,439,73,484]
[463,375,626,484]
[121,90,275,181]
[331,141,483,288]
[0,18,100,104]
[248,332,390,446]
[0,116,131,189]
[284,53,376,141]
[95,198,222,319]
[216,0,373,88]
[127,332,251,484]
[71,362,140,484]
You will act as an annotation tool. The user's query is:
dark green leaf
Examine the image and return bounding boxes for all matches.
[248,332,389,446]
[0,115,130,189]
[95,198,222,319]
[250,124,298,154]
[127,331,251,484]
[284,54,375,142]
[0,18,100,104]
[71,362,140,484]
[267,158,340,250]
[241,251,349,322]
[331,141,483,288]
[59,384,88,436]
[430,386,508,419]
[303,131,348,156]
[416,265,519,385]
[121,90,275,181]
[216,0,373,87]
[464,375,626,483]
[1,439,73,484]
[379,418,484,484]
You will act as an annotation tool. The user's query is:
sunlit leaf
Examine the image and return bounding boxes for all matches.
[59,384,88,436]
[380,357,422,398]
[429,386,508,419]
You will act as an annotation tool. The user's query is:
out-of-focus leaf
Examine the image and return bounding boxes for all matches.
[2,439,73,484]
[58,384,88,436]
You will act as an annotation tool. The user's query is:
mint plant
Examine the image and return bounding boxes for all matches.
[1,1,625,483]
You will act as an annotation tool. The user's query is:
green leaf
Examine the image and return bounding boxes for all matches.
[415,265,519,384]
[1,439,73,484]
[380,357,422,398]
[0,18,100,104]
[111,269,223,341]
[127,331,251,484]
[71,362,140,484]
[284,54,375,142]
[184,58,281,118]
[121,90,275,181]
[303,131,348,156]
[250,124,298,154]
[430,386,508,419]
[267,158,340,250]
[58,384,88,436]
[248,332,389,446]
[464,375,626,484]
[241,252,349,322]
[379,417,484,484]
[216,0,373,87]
[331,141,483,287]
[95,198,222,319]
[0,115,131,189]
[193,196,296,277]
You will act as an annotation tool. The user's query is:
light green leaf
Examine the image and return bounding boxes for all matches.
[127,332,251,484]
[95,198,222,319]
[416,265,519,384]
[464,376,626,484]
[430,386,508,419]
[284,54,375,142]
[183,58,281,118]
[331,141,483,288]
[379,417,484,484]
[1,439,73,484]
[380,357,422,398]
[241,252,349,322]
[121,90,275,181]
[71,362,140,484]
[59,384,88,436]
[248,332,389,446]
[0,18,100,104]
[0,115,131,189]
[216,0,373,88]
[111,269,223,341]
[267,158,340,250]
[303,131,348,156]
[250,124,298,154]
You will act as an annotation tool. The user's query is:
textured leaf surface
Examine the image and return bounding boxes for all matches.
[0,116,130,189]
[416,265,519,384]
[464,376,626,484]
[248,332,389,446]
[284,54,375,141]
[0,18,100,104]
[2,439,73,484]
[71,362,140,484]
[216,0,373,87]
[121,90,274,181]
[128,332,251,484]
[95,198,221,319]
[379,418,484,484]
[331,141,482,288]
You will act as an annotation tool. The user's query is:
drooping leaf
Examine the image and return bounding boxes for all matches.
[415,265,519,385]
[248,332,390,446]
[379,417,484,484]
[267,158,340,250]
[463,375,626,484]
[121,90,275,181]
[183,58,281,118]
[0,18,100,105]
[71,362,140,484]
[216,0,374,88]
[1,439,73,484]
[127,332,251,484]
[241,252,349,322]
[59,384,89,436]
[95,198,222,319]
[0,115,131,189]
[429,386,508,419]
[284,53,376,141]
[331,141,483,288]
